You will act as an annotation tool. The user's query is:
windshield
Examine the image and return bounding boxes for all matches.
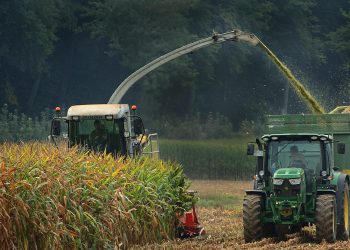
[69,119,126,155]
[267,140,322,175]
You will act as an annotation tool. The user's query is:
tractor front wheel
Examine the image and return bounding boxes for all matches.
[315,194,337,243]
[243,194,264,242]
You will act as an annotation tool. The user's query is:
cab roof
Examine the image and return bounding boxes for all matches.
[261,134,333,142]
[67,104,130,119]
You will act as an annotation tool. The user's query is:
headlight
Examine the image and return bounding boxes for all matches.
[321,170,327,177]
[273,179,284,185]
[289,178,301,185]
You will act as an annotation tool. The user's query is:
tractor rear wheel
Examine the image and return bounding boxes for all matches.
[243,194,264,242]
[315,194,337,243]
[337,182,350,240]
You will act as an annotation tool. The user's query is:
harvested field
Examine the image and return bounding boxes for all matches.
[133,180,350,249]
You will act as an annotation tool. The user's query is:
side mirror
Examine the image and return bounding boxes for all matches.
[51,120,61,136]
[247,143,255,155]
[337,143,346,154]
[133,118,144,135]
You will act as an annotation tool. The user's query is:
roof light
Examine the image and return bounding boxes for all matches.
[131,105,137,111]
[320,136,327,141]
[271,136,278,141]
[311,136,318,140]
[262,137,269,142]
[55,106,61,112]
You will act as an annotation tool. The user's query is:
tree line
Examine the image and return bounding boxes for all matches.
[1,0,350,134]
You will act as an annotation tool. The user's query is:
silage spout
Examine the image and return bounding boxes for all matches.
[108,29,262,104]
[211,29,260,46]
[109,28,326,114]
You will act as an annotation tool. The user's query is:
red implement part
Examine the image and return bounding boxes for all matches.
[176,204,205,238]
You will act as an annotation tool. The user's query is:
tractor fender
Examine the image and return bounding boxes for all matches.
[245,190,266,198]
[334,173,349,226]
[317,189,336,195]
[245,190,268,209]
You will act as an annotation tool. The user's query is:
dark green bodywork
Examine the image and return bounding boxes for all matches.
[274,168,303,179]
[271,168,305,224]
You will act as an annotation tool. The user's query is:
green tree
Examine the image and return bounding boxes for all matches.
[0,0,63,110]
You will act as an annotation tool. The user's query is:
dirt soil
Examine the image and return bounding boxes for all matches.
[132,180,350,249]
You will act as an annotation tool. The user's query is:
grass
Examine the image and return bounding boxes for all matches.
[159,138,256,180]
[190,180,252,209]
[0,142,194,249]
[196,194,241,209]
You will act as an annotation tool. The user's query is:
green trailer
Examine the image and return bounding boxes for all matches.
[243,107,350,242]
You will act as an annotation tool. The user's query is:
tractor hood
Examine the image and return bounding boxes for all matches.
[273,168,303,179]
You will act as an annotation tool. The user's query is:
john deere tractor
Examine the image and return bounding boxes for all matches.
[244,106,350,242]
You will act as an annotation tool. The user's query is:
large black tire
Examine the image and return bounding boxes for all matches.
[243,194,275,242]
[337,182,350,240]
[243,194,264,242]
[315,194,337,243]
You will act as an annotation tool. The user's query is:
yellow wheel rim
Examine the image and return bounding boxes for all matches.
[333,205,336,232]
[344,190,349,232]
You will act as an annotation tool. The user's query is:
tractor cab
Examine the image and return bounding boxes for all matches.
[265,134,332,189]
[50,104,159,158]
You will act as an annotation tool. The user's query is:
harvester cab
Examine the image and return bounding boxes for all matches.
[244,108,350,243]
[50,104,159,158]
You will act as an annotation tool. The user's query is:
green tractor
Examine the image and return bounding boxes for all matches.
[244,106,350,242]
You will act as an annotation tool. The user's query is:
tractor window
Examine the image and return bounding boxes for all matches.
[69,119,125,155]
[268,140,321,174]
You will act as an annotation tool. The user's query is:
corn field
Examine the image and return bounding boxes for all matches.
[159,139,256,180]
[0,105,52,142]
[0,142,193,249]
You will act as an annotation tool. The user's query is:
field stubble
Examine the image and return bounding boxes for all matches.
[133,180,350,249]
